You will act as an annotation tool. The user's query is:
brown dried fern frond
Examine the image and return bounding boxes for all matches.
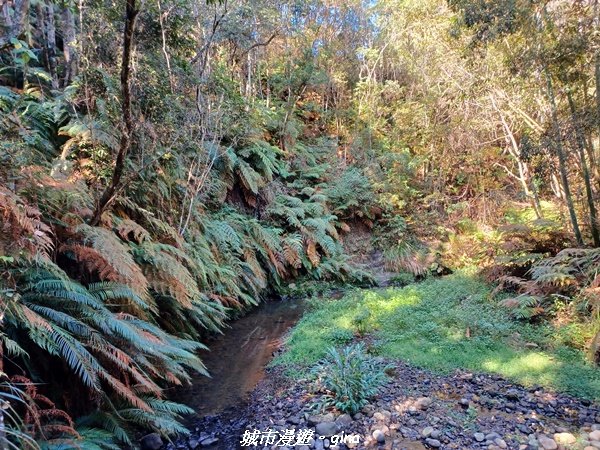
[61,224,148,297]
[0,185,54,259]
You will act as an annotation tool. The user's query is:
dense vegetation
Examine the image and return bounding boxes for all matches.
[2,0,600,447]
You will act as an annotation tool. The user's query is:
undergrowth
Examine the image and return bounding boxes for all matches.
[272,272,600,400]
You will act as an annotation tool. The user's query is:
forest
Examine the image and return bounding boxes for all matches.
[2,0,600,449]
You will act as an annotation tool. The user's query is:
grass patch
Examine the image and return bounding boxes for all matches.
[272,272,600,400]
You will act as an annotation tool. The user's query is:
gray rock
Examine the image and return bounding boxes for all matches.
[316,422,338,437]
[188,439,199,450]
[474,433,485,442]
[140,433,163,450]
[372,429,386,444]
[486,432,501,441]
[415,397,433,410]
[506,389,520,400]
[422,427,434,438]
[200,437,219,447]
[425,438,441,448]
[537,436,557,450]
[308,413,334,426]
[335,413,353,427]
[430,430,442,439]
[494,438,508,449]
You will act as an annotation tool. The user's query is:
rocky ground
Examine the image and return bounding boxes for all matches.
[161,359,600,450]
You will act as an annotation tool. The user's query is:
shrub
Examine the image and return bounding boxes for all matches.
[310,343,388,414]
[389,272,415,287]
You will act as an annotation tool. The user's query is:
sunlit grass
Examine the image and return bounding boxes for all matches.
[504,200,562,224]
[272,273,600,400]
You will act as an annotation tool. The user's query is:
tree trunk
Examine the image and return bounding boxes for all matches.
[545,69,583,245]
[0,0,29,49]
[61,2,78,87]
[89,0,140,226]
[596,52,600,152]
[567,89,600,246]
[44,1,58,88]
[490,93,543,218]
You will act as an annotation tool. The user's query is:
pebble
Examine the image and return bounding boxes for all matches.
[553,432,576,445]
[372,429,385,443]
[425,438,441,447]
[537,436,557,450]
[416,397,433,410]
[170,360,600,450]
[315,422,337,437]
[140,433,163,450]
[199,437,219,447]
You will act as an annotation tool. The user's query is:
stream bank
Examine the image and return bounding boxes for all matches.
[168,359,600,450]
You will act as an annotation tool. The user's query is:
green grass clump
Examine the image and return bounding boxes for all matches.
[311,343,389,414]
[272,273,600,400]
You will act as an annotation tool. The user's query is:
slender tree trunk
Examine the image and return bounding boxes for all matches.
[61,2,78,87]
[89,0,140,226]
[594,51,600,175]
[596,52,600,147]
[490,94,543,218]
[45,1,58,88]
[545,69,583,245]
[567,88,600,246]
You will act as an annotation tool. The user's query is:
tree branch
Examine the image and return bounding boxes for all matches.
[89,0,140,226]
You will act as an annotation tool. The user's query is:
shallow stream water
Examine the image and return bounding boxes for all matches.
[170,297,305,417]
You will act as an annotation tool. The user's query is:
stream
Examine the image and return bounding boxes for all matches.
[167,296,306,449]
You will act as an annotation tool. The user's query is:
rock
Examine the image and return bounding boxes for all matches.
[140,433,163,450]
[415,397,433,410]
[494,438,508,449]
[474,433,485,442]
[430,430,442,439]
[316,422,338,437]
[553,432,576,445]
[591,430,600,441]
[425,438,441,448]
[537,436,557,450]
[506,389,520,400]
[335,414,353,428]
[372,429,386,444]
[422,426,434,438]
[486,433,501,441]
[586,447,597,450]
[308,413,335,426]
[459,398,470,408]
[200,437,219,447]
[373,411,390,423]
[287,416,303,425]
[188,439,199,449]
